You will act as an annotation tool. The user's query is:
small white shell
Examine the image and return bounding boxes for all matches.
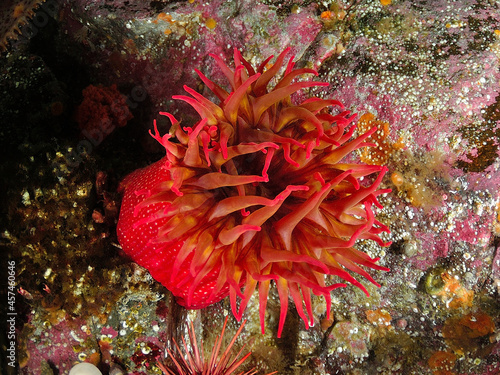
[109,363,126,375]
[68,362,102,375]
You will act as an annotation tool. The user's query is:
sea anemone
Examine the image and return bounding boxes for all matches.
[117,48,391,337]
[157,318,276,375]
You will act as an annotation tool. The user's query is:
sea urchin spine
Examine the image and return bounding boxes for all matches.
[158,318,277,375]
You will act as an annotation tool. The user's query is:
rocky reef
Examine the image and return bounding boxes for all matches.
[2,0,500,374]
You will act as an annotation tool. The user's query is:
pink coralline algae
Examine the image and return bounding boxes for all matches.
[117,48,391,337]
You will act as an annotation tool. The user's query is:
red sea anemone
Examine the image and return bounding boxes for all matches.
[117,48,391,337]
